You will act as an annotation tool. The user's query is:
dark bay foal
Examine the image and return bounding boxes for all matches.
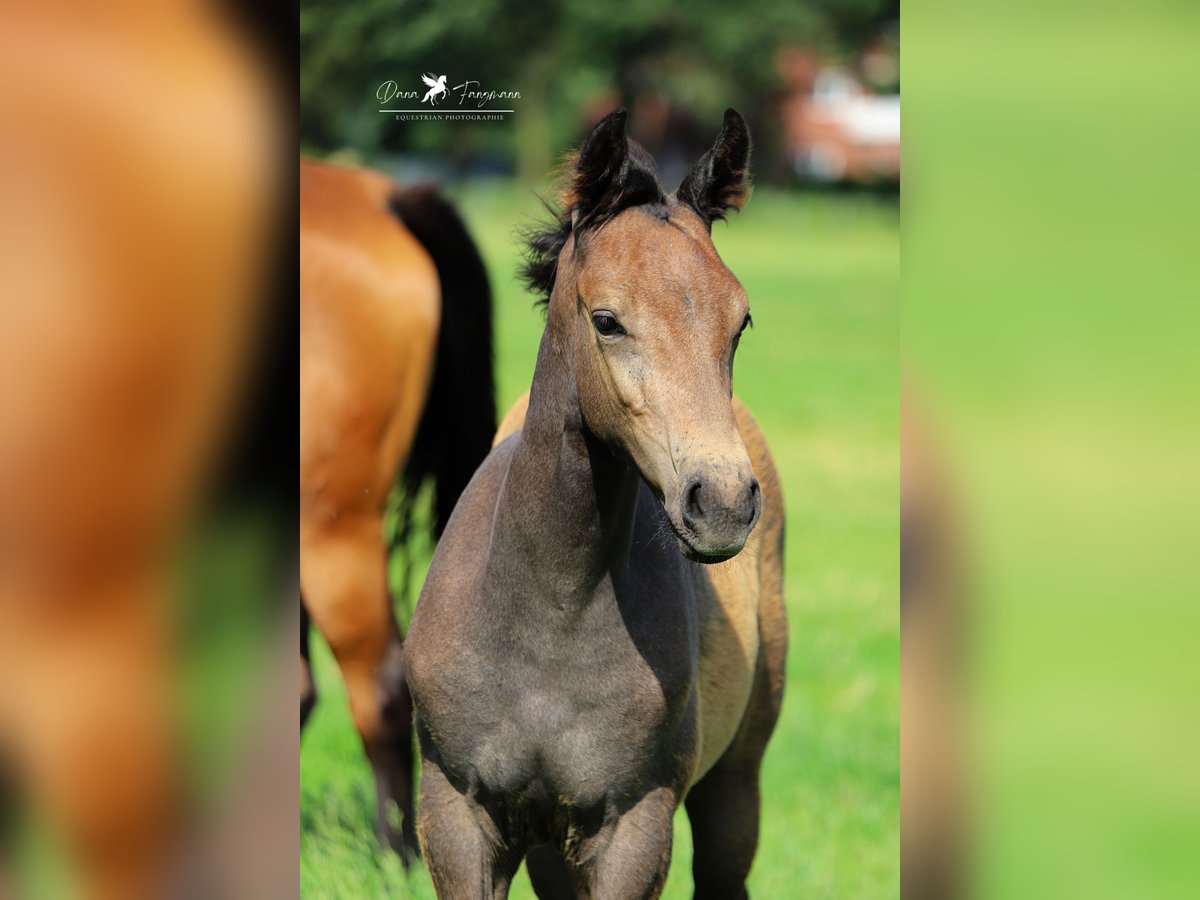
[406,109,787,899]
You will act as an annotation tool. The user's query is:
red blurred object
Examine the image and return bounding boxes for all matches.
[779,48,900,185]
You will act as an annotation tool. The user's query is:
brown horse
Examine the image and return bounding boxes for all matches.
[299,158,495,861]
[901,387,968,900]
[0,8,275,899]
[406,109,787,898]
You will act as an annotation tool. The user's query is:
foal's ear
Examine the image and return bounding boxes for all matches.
[676,108,752,228]
[568,109,629,228]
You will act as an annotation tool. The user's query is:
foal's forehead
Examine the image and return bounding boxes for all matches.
[579,205,746,305]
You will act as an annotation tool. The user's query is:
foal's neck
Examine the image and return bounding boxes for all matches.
[487,329,639,608]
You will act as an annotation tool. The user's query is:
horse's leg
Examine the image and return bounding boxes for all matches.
[577,786,676,900]
[417,754,520,899]
[370,637,418,859]
[0,753,17,895]
[300,598,317,728]
[525,844,575,899]
[684,753,761,900]
[3,575,176,900]
[685,644,784,899]
[299,513,416,862]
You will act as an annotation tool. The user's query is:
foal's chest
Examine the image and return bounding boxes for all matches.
[446,590,699,809]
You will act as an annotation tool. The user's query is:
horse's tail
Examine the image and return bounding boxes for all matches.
[387,184,495,546]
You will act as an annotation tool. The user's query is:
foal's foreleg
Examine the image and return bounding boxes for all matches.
[580,786,676,900]
[685,652,782,899]
[299,514,416,861]
[684,756,761,900]
[525,844,576,900]
[416,755,520,899]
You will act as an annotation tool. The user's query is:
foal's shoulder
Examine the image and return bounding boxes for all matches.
[731,396,770,468]
[732,395,783,538]
[698,395,784,616]
[493,391,531,447]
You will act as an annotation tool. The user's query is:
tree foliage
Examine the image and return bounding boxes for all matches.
[300,0,898,180]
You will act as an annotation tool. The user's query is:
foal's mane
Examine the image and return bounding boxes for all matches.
[520,139,667,308]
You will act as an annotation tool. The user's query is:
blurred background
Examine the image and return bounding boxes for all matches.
[300,0,899,190]
[300,0,900,898]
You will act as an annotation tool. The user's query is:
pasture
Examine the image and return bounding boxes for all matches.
[300,180,899,898]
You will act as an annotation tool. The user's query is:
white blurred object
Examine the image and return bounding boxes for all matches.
[788,67,901,184]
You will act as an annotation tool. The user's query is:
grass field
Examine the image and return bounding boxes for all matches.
[300,180,900,898]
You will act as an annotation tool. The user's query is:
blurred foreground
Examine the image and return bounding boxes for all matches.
[0,5,292,898]
[905,1,1200,897]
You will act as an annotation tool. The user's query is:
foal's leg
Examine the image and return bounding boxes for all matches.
[299,513,416,861]
[417,756,520,899]
[684,754,761,900]
[525,844,575,899]
[579,787,676,900]
[685,650,783,899]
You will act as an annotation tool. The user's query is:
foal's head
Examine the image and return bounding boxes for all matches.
[524,109,760,563]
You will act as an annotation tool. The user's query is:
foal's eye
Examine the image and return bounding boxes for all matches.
[592,311,625,337]
[739,313,753,334]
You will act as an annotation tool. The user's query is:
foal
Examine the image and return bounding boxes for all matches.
[406,109,787,899]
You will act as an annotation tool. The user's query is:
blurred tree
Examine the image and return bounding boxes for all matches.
[300,0,898,182]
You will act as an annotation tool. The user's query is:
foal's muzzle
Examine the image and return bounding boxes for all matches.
[671,464,761,563]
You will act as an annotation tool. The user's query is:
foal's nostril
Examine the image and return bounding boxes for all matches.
[747,478,761,526]
[684,477,706,525]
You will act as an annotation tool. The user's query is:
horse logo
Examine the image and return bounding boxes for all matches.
[421,74,448,106]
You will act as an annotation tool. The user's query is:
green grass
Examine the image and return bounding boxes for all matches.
[301,181,899,898]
